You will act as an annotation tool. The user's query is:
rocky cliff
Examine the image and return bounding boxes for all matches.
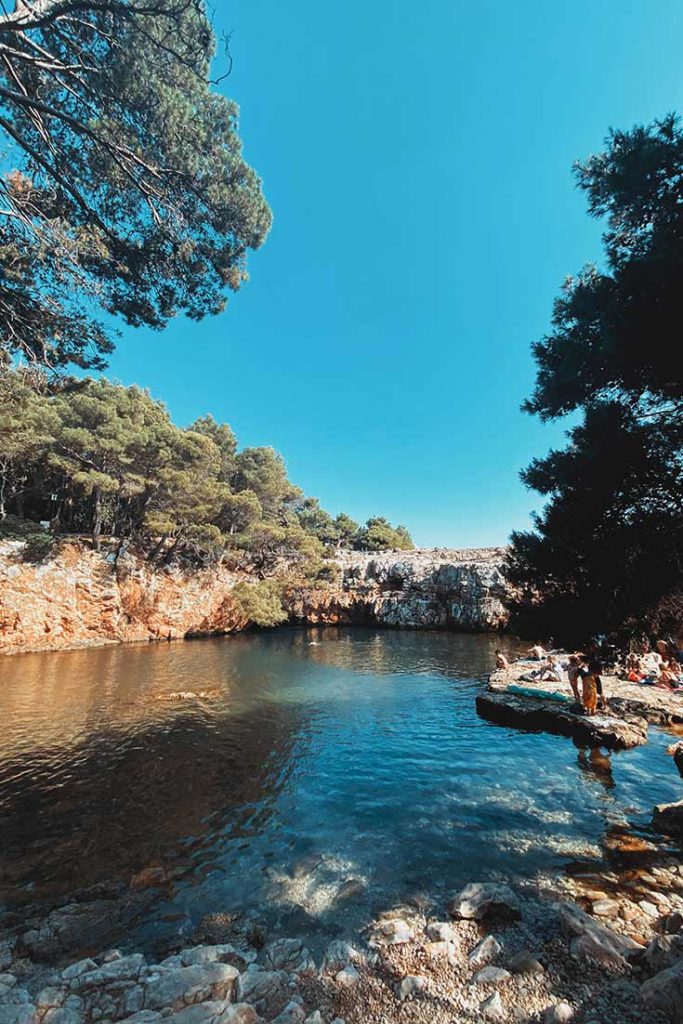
[289,547,509,631]
[0,542,509,656]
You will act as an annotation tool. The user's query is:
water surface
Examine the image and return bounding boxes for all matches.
[1,628,680,951]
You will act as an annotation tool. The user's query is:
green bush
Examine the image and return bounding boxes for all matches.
[0,515,44,540]
[22,531,56,563]
[231,579,288,628]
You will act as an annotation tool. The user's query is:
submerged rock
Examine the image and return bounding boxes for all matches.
[333,879,365,904]
[21,901,122,960]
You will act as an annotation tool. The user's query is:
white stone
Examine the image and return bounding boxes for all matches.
[449,882,520,921]
[395,975,427,1002]
[62,961,98,984]
[261,939,315,974]
[334,966,359,989]
[469,935,501,967]
[271,1002,305,1024]
[472,967,510,986]
[542,1002,574,1024]
[480,992,504,1020]
[321,941,362,973]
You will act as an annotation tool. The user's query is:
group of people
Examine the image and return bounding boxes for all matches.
[495,644,607,716]
[621,638,682,690]
[494,634,683,716]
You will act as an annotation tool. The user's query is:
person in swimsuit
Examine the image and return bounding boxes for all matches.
[495,650,510,670]
[567,654,583,700]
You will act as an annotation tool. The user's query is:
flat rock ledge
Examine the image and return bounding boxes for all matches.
[488,662,683,727]
[476,691,648,750]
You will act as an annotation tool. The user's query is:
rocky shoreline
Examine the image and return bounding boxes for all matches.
[0,543,508,656]
[2,862,683,1024]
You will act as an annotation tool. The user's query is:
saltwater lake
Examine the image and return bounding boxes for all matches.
[0,628,680,953]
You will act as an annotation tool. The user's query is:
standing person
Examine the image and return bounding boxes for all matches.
[584,647,607,711]
[567,654,583,701]
[580,670,599,715]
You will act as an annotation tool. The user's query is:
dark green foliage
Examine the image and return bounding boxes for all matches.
[231,580,288,628]
[0,368,413,568]
[0,0,271,368]
[354,516,414,551]
[508,116,683,643]
[22,531,56,563]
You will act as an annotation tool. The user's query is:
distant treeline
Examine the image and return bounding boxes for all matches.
[0,369,413,570]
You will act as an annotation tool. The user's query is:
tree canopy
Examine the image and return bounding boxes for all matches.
[0,0,271,369]
[507,116,683,643]
[0,369,414,569]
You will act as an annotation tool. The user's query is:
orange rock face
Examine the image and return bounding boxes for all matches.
[0,541,510,657]
[0,540,249,656]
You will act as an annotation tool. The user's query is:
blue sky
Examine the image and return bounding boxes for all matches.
[105,0,683,547]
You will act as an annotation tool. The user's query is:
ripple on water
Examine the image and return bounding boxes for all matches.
[0,627,680,952]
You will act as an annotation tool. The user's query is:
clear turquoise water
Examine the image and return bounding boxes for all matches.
[0,628,680,951]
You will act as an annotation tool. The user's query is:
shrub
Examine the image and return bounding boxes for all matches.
[22,531,56,563]
[231,579,288,628]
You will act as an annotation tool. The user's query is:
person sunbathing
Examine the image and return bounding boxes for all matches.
[527,643,547,661]
[658,659,682,690]
[495,650,510,670]
[625,653,644,682]
[538,655,563,683]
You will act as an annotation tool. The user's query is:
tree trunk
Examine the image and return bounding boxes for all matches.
[92,485,102,551]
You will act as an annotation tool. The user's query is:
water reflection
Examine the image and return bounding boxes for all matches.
[577,747,615,791]
[0,628,679,955]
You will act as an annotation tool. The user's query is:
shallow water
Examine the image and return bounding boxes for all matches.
[0,628,680,952]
